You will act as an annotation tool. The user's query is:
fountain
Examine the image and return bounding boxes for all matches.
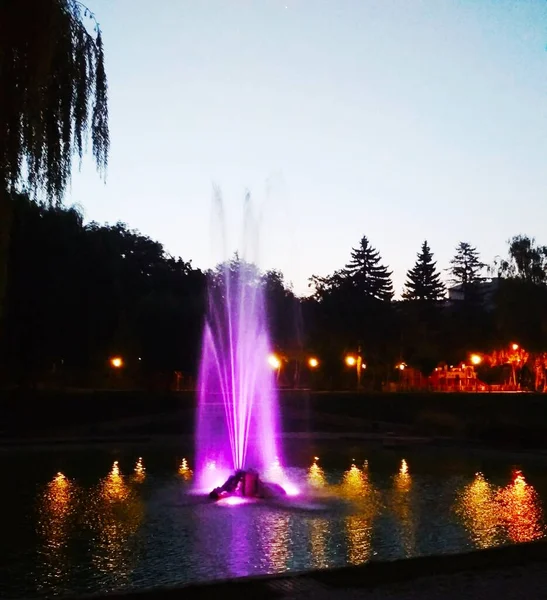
[195,193,293,501]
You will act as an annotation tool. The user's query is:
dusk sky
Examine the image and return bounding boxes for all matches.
[70,0,547,296]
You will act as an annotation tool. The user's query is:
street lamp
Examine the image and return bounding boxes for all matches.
[470,354,482,366]
[267,354,281,370]
[267,353,283,384]
[511,343,519,351]
[110,356,124,369]
[308,357,319,369]
[345,355,356,367]
[345,352,364,389]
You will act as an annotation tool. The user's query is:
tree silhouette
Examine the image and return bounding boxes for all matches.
[492,235,547,284]
[449,242,485,286]
[403,241,445,302]
[343,236,394,302]
[0,0,109,329]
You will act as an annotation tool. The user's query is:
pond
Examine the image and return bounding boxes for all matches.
[1,442,546,598]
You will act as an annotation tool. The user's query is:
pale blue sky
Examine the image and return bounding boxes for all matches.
[70,0,547,296]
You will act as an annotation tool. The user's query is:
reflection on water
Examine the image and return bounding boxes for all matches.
[133,458,146,482]
[340,462,368,498]
[308,517,329,568]
[87,461,144,586]
[390,459,415,556]
[260,513,291,572]
[455,469,544,548]
[497,469,544,543]
[37,473,77,590]
[178,458,193,480]
[456,472,499,549]
[346,511,374,566]
[14,454,547,599]
[307,457,326,488]
[340,462,380,565]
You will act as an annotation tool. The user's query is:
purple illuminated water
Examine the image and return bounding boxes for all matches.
[195,252,286,492]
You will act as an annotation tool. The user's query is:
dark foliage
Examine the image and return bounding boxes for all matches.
[3,197,547,390]
[0,0,110,335]
[0,0,109,197]
[403,240,445,302]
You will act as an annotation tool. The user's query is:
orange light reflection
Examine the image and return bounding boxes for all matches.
[178,458,193,480]
[308,458,326,488]
[497,469,544,543]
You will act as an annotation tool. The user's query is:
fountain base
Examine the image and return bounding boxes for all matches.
[209,469,287,501]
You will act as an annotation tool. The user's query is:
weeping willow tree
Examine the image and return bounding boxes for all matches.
[0,0,109,330]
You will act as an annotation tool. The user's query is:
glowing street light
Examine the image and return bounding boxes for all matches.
[396,362,406,371]
[110,356,124,369]
[345,350,365,389]
[267,354,281,370]
[511,343,519,351]
[345,355,357,367]
[470,354,482,366]
[308,357,319,369]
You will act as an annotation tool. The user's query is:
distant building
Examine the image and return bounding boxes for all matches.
[429,364,484,392]
[447,277,502,310]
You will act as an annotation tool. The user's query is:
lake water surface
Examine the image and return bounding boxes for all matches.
[1,443,546,598]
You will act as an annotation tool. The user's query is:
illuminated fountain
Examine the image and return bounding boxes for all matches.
[195,198,292,501]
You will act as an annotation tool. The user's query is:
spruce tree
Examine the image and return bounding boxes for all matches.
[448,242,486,304]
[403,241,445,301]
[449,242,485,286]
[344,236,394,302]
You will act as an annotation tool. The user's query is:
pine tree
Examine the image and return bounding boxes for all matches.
[344,236,394,302]
[449,242,485,286]
[403,241,445,301]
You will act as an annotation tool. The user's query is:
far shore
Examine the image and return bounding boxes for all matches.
[3,431,547,465]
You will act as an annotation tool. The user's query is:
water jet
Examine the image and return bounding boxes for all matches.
[195,194,294,499]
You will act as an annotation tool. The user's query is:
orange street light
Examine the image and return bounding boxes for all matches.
[470,353,482,366]
[511,343,519,351]
[396,362,406,371]
[345,355,357,367]
[267,354,281,370]
[110,356,124,369]
[308,357,319,369]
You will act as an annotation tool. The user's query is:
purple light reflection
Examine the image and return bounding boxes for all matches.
[217,496,253,507]
[281,482,300,497]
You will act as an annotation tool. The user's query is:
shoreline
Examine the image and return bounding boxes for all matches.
[3,431,547,464]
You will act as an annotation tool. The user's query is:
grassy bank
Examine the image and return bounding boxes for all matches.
[0,389,546,449]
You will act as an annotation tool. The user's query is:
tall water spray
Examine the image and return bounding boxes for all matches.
[195,195,283,491]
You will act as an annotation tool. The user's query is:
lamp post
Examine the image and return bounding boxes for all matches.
[470,354,482,366]
[307,357,319,390]
[345,347,365,390]
[268,353,282,382]
[110,356,124,369]
[109,355,124,389]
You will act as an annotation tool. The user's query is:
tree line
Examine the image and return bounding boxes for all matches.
[2,192,547,390]
[2,4,546,391]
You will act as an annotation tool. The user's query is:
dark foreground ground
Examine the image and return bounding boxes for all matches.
[62,540,547,600]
